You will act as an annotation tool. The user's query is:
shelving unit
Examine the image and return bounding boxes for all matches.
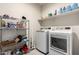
[0,18,30,55]
[38,8,79,22]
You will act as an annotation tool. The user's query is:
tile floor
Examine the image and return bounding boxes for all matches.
[27,49,63,55]
[27,49,44,55]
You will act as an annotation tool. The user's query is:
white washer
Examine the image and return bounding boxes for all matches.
[36,30,49,54]
[36,27,51,54]
[49,26,79,55]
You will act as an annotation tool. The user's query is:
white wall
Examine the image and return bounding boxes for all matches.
[0,3,41,48]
